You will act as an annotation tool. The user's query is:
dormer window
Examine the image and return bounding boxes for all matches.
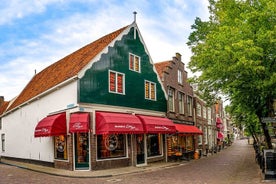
[129,53,140,73]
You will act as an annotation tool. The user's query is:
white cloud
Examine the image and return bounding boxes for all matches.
[0,0,210,101]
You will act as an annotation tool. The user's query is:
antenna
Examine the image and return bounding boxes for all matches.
[133,11,137,22]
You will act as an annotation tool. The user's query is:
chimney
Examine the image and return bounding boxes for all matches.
[176,53,182,61]
[0,96,4,106]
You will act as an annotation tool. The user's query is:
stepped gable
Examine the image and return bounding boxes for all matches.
[154,60,171,78]
[7,25,128,111]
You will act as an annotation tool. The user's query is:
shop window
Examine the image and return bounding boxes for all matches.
[1,134,5,152]
[168,87,175,112]
[54,135,68,160]
[97,134,126,159]
[145,80,156,101]
[147,134,162,157]
[187,96,193,116]
[178,92,184,114]
[129,53,141,73]
[109,70,125,94]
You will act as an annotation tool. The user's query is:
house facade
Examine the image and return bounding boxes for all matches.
[155,53,202,161]
[0,22,177,171]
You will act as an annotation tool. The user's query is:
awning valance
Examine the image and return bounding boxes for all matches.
[217,132,224,140]
[137,115,176,134]
[96,112,144,134]
[175,124,203,135]
[216,117,222,124]
[34,113,66,137]
[69,113,90,133]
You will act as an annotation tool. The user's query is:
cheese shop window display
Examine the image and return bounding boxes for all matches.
[97,134,126,159]
[54,135,67,160]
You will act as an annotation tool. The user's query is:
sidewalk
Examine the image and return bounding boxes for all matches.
[0,157,188,178]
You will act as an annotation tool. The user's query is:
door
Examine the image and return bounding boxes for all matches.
[75,133,89,170]
[136,134,146,165]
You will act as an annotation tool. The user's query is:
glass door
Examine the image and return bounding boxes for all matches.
[136,134,145,165]
[75,133,89,170]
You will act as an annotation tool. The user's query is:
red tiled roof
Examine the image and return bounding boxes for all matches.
[0,101,9,115]
[154,61,171,78]
[7,25,129,111]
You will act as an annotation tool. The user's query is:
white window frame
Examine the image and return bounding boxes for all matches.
[108,70,125,95]
[198,126,202,145]
[129,53,141,73]
[145,80,156,101]
[168,87,175,112]
[203,106,207,119]
[187,96,193,116]
[177,69,183,84]
[196,102,202,117]
[178,92,184,114]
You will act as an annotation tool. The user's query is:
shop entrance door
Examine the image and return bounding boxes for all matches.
[136,134,146,165]
[74,133,89,170]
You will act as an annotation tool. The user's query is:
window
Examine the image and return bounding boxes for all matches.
[147,134,162,157]
[129,53,140,72]
[0,118,2,130]
[208,108,212,124]
[198,126,202,145]
[196,102,202,117]
[178,92,184,114]
[203,106,207,119]
[97,134,126,159]
[187,96,193,116]
[54,135,67,160]
[1,134,5,152]
[168,87,175,112]
[145,80,156,100]
[109,70,125,94]
[204,127,208,144]
[177,70,183,84]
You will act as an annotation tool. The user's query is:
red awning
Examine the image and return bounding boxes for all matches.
[175,124,203,135]
[137,115,176,134]
[217,132,224,140]
[96,112,144,134]
[69,113,90,133]
[34,113,66,137]
[216,117,222,124]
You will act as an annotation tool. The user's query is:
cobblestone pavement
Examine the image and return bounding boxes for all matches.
[1,139,276,184]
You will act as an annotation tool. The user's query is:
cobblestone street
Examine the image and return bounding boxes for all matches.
[1,139,275,184]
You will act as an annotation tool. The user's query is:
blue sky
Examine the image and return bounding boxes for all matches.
[0,0,209,101]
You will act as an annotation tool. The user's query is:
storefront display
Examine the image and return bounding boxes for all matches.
[97,134,126,159]
[54,135,67,160]
[147,134,162,157]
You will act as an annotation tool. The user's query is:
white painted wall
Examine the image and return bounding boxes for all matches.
[0,81,78,162]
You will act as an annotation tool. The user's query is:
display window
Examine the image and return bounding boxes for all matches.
[54,135,67,160]
[167,135,186,156]
[97,134,126,159]
[147,134,162,157]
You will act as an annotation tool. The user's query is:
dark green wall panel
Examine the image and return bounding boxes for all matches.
[79,27,167,112]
